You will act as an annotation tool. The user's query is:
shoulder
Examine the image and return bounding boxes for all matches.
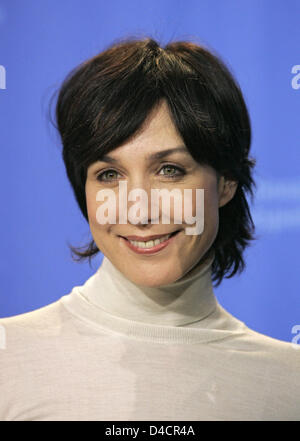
[0,297,79,420]
[222,322,300,386]
[237,324,300,357]
[0,298,66,331]
[212,305,300,381]
[215,304,300,358]
[0,297,72,356]
[208,310,300,416]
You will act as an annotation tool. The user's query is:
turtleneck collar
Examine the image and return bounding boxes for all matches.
[61,251,248,344]
[78,252,218,327]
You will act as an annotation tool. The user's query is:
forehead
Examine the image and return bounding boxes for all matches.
[108,100,184,158]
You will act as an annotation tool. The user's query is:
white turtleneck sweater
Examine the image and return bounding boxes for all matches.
[0,254,299,421]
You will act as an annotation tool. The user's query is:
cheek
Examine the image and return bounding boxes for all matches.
[183,184,219,223]
[85,190,97,225]
[86,185,105,231]
[203,179,219,212]
[198,184,220,241]
[86,186,116,245]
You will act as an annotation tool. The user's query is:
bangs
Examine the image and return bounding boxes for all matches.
[56,39,238,177]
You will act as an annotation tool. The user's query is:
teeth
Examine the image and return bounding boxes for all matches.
[129,234,171,248]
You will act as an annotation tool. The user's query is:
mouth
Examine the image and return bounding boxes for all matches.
[119,230,182,254]
[120,230,181,242]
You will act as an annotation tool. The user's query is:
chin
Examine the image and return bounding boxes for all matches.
[133,278,173,288]
[125,267,181,287]
[138,279,172,288]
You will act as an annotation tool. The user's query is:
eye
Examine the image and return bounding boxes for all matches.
[158,164,186,178]
[96,164,186,182]
[96,169,121,182]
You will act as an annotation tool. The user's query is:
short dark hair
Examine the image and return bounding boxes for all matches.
[53,35,257,288]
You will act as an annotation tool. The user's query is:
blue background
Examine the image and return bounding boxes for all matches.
[0,0,299,343]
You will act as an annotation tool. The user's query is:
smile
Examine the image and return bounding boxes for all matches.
[119,230,181,255]
[132,233,171,247]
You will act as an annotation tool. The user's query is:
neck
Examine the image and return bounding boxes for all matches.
[80,251,217,327]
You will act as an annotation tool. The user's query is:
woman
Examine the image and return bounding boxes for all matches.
[0,36,299,421]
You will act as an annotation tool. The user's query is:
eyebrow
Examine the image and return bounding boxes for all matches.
[98,146,189,164]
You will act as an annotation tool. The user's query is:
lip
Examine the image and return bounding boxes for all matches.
[119,230,181,242]
[119,230,181,255]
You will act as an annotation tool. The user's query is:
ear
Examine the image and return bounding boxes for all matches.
[218,176,238,208]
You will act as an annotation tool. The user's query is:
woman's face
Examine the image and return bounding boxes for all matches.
[86,100,237,286]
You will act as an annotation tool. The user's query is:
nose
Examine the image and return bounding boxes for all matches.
[119,177,159,226]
